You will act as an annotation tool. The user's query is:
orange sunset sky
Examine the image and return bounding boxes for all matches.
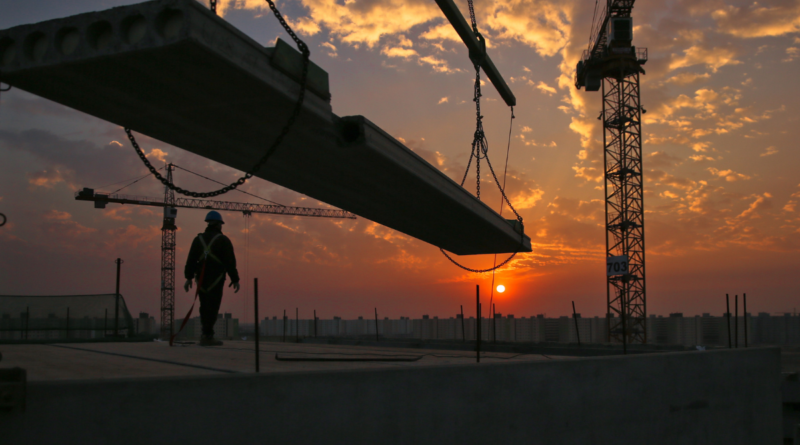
[1,0,799,322]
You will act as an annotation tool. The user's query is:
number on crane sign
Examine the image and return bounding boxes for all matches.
[606,256,628,276]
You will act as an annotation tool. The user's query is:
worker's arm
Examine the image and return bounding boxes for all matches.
[183,235,203,280]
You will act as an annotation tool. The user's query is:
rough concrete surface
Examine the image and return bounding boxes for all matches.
[0,343,782,444]
[0,0,530,255]
[0,341,561,380]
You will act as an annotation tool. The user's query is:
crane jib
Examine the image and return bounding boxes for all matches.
[75,188,356,219]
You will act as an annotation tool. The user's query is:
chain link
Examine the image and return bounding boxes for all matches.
[441,0,524,273]
[440,247,517,274]
[127,0,310,198]
[210,0,217,14]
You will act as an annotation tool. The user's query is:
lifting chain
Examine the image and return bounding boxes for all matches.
[210,0,217,15]
[440,0,524,274]
[127,0,310,198]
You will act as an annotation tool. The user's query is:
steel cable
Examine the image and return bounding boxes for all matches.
[172,164,286,206]
[441,30,524,274]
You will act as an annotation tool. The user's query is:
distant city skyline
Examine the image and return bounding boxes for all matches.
[1,0,799,321]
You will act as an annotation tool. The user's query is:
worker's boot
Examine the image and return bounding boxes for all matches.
[199,335,223,346]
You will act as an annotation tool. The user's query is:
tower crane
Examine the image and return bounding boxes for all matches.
[575,0,648,345]
[76,164,355,340]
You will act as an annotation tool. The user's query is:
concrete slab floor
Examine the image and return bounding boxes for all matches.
[0,340,569,381]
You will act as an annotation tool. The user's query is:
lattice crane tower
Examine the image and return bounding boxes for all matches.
[160,164,177,341]
[575,0,648,344]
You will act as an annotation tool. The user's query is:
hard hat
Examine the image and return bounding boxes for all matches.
[204,211,224,224]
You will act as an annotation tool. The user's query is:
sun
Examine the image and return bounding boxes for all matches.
[496,285,505,293]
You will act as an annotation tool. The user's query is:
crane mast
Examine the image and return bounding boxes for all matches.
[76,165,355,340]
[160,165,177,341]
[576,0,648,345]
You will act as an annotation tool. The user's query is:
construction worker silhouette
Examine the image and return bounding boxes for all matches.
[184,211,240,346]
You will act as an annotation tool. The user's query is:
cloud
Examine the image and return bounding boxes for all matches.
[712,3,800,38]
[665,72,711,86]
[419,23,460,43]
[321,41,338,58]
[668,45,741,73]
[42,210,97,237]
[146,148,169,163]
[784,47,799,62]
[648,151,683,168]
[689,155,716,162]
[438,97,449,104]
[760,146,778,157]
[381,46,418,59]
[511,188,545,210]
[708,167,751,182]
[272,0,443,48]
[483,0,571,57]
[533,81,557,95]
[397,35,413,48]
[418,55,457,73]
[27,168,68,189]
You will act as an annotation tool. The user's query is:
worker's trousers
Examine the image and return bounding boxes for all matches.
[198,282,224,337]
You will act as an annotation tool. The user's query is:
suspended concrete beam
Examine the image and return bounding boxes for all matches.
[0,0,531,255]
[434,0,516,107]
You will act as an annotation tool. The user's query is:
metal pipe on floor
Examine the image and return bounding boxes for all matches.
[254,278,259,373]
[493,303,497,344]
[726,294,732,349]
[735,294,739,348]
[572,301,581,347]
[460,305,465,343]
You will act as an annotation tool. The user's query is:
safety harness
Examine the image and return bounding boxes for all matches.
[197,233,224,292]
[169,233,223,346]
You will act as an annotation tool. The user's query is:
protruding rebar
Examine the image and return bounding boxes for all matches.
[572,301,581,347]
[461,305,466,342]
[726,294,732,349]
[374,308,379,342]
[735,294,739,348]
[254,278,259,373]
[476,285,480,363]
[744,293,748,348]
